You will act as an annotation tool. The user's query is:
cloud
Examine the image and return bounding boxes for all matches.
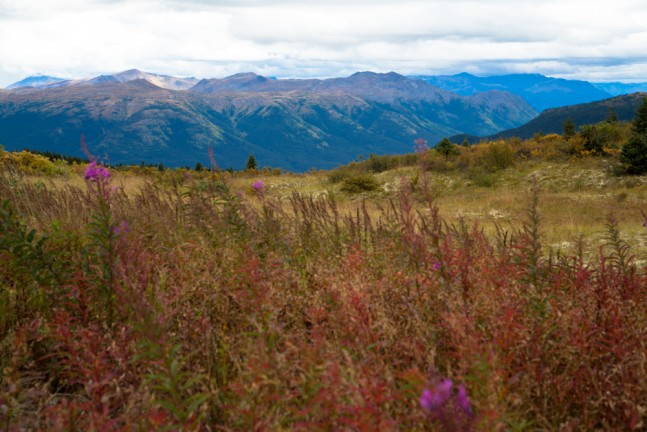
[1,0,647,86]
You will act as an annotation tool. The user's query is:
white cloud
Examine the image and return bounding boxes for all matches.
[1,0,647,86]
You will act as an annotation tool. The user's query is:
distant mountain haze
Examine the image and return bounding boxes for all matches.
[7,76,67,90]
[0,70,536,171]
[414,73,612,112]
[591,82,647,97]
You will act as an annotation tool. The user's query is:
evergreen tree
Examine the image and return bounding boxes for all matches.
[563,117,576,140]
[619,134,647,174]
[632,97,647,135]
[606,107,618,124]
[620,98,647,174]
[435,137,459,157]
[195,162,203,172]
[246,154,258,170]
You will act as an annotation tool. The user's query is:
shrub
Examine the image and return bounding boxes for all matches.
[364,154,398,173]
[470,171,497,187]
[579,121,624,154]
[0,150,65,176]
[327,165,357,184]
[340,173,380,193]
[483,140,515,172]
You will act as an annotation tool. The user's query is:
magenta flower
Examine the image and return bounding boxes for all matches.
[457,385,472,415]
[252,179,265,191]
[111,220,130,236]
[420,379,453,411]
[420,378,474,429]
[85,161,110,181]
[432,260,441,271]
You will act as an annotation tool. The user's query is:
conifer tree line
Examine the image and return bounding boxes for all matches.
[620,97,647,174]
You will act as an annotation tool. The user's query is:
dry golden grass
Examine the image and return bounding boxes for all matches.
[8,155,647,258]
[227,158,647,258]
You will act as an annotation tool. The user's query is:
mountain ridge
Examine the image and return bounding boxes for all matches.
[6,69,199,91]
[462,92,647,142]
[0,72,536,171]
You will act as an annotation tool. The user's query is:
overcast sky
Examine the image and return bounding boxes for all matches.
[2,0,647,87]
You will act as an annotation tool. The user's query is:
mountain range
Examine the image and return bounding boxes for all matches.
[0,70,536,171]
[413,73,613,112]
[7,70,199,91]
[3,68,647,171]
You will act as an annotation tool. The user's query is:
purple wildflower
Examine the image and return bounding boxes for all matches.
[457,385,472,415]
[252,179,265,191]
[432,260,441,271]
[420,378,474,429]
[85,161,110,181]
[419,389,434,411]
[437,379,453,402]
[420,379,453,411]
[111,220,130,236]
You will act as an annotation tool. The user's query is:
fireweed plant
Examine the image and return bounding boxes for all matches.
[419,378,474,431]
[84,160,119,326]
[0,146,646,429]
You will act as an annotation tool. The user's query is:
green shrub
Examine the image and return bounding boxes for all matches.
[579,122,624,154]
[484,140,515,172]
[340,173,380,193]
[0,150,65,176]
[471,171,497,187]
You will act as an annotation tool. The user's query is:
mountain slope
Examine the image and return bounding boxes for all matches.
[192,72,536,135]
[0,73,537,171]
[7,69,199,91]
[486,92,647,140]
[415,73,611,111]
[87,69,199,90]
[7,76,66,89]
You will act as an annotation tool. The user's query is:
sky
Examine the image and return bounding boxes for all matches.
[2,0,647,87]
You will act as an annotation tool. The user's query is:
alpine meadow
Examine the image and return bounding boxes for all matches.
[2,0,647,430]
[2,103,647,429]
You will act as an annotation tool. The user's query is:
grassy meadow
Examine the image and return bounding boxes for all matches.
[1,128,647,430]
